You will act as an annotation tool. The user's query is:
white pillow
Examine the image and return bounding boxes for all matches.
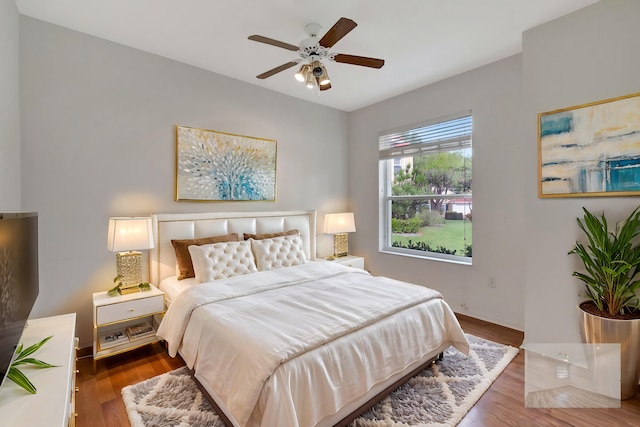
[250,234,307,271]
[188,241,258,283]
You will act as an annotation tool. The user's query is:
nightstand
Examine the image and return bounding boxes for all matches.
[330,255,365,270]
[92,285,165,364]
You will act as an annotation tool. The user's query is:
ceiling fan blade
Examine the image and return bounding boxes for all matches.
[248,35,299,51]
[256,61,299,79]
[318,17,357,48]
[333,54,385,69]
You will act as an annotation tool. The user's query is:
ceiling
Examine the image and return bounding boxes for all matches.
[15,0,599,112]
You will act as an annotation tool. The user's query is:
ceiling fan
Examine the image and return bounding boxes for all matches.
[248,17,385,91]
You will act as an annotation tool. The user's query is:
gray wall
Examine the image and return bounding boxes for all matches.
[0,0,21,209]
[349,55,526,330]
[348,0,640,339]
[19,17,349,347]
[522,0,640,343]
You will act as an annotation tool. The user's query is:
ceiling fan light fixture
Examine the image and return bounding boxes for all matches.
[319,67,331,86]
[305,72,316,89]
[294,64,309,82]
[311,60,324,77]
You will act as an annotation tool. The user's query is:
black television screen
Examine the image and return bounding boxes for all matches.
[0,213,39,390]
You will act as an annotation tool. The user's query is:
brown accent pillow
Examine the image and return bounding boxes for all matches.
[171,233,239,280]
[243,229,299,241]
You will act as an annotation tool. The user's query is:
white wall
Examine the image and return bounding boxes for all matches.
[522,0,640,343]
[349,55,526,330]
[0,0,21,209]
[19,17,349,346]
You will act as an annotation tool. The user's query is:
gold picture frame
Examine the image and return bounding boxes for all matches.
[538,92,640,198]
[175,125,277,201]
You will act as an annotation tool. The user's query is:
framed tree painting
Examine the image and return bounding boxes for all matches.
[175,125,277,201]
[538,92,640,198]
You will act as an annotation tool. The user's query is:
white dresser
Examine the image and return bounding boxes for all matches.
[0,313,77,427]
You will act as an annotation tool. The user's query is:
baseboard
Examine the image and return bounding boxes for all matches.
[454,312,524,332]
[454,312,523,333]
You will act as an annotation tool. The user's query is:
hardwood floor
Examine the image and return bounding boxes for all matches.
[76,344,184,427]
[76,314,640,427]
[455,315,640,427]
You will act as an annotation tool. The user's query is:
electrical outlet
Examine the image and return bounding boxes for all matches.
[488,277,496,288]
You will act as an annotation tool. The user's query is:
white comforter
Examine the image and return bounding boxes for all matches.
[158,261,468,427]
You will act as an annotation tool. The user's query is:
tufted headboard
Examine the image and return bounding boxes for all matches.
[150,211,316,285]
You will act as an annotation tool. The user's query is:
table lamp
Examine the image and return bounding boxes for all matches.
[323,212,356,259]
[107,217,154,294]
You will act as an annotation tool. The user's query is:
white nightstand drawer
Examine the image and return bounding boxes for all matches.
[333,255,365,270]
[96,294,164,325]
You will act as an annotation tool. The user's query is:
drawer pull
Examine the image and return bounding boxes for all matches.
[128,309,135,312]
[75,387,80,392]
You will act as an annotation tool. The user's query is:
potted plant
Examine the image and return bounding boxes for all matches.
[569,206,640,399]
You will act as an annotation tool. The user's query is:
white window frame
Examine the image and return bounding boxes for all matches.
[378,112,472,264]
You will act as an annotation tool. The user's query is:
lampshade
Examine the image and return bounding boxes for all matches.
[107,217,154,252]
[323,213,356,234]
[305,71,316,89]
[311,60,323,77]
[318,66,331,86]
[294,64,309,82]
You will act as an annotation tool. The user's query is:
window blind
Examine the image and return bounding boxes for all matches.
[379,112,472,160]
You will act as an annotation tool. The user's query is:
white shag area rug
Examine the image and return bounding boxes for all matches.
[122,334,518,427]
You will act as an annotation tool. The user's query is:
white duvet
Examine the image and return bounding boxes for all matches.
[157,261,468,427]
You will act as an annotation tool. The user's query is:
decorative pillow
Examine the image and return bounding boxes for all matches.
[171,233,239,280]
[250,234,307,271]
[243,229,299,241]
[188,241,258,283]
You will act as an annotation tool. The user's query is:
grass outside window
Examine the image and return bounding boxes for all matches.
[392,220,472,256]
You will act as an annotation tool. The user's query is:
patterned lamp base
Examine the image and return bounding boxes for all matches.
[333,233,349,258]
[116,251,143,292]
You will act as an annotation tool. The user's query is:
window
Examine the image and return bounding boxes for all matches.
[379,112,472,263]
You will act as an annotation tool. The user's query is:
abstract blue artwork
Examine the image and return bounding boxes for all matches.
[538,92,640,197]
[176,126,276,201]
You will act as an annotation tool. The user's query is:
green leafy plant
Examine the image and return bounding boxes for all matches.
[108,275,151,297]
[391,217,422,234]
[417,209,445,227]
[464,244,472,258]
[568,206,640,317]
[108,274,124,296]
[7,336,57,394]
[392,239,457,255]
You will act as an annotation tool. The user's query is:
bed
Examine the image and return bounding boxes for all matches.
[152,211,468,427]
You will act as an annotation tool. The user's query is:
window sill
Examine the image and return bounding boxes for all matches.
[379,248,472,266]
